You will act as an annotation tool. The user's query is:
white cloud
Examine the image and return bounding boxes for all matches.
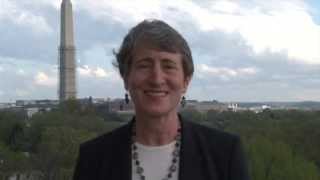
[0,0,53,34]
[15,89,30,97]
[72,0,162,25]
[1,0,319,102]
[17,69,26,75]
[77,65,119,80]
[78,65,109,78]
[94,67,108,78]
[34,72,57,87]
[4,0,317,64]
[80,44,114,67]
[36,0,61,9]
[210,1,240,14]
[0,56,60,101]
[2,0,318,64]
[78,65,91,76]
[69,0,320,64]
[238,67,258,75]
[190,1,320,64]
[197,64,258,81]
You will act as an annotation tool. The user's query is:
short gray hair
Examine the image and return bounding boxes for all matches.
[113,19,194,78]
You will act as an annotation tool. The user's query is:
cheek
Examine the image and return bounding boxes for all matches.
[174,75,189,87]
[126,74,144,91]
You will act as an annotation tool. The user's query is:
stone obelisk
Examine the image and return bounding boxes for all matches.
[59,0,76,101]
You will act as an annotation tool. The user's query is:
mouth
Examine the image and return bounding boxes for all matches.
[144,90,169,97]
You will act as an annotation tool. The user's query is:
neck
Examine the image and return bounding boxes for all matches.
[134,113,180,146]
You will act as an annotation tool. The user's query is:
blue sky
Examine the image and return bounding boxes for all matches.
[0,0,320,102]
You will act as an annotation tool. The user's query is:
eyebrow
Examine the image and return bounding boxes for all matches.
[135,57,153,64]
[134,57,179,65]
[162,58,178,65]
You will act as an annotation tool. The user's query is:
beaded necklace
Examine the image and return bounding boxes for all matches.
[131,121,181,180]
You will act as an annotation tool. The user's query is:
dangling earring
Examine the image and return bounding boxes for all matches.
[125,93,130,104]
[181,96,186,107]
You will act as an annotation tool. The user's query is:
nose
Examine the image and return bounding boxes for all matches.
[149,63,165,86]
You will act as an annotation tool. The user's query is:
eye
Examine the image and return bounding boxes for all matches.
[137,63,150,69]
[163,61,178,70]
[134,58,152,69]
[135,62,149,69]
[164,64,176,69]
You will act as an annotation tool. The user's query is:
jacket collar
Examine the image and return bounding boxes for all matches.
[99,122,132,180]
[101,114,217,180]
[179,115,203,180]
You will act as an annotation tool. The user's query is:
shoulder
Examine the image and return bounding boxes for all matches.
[182,120,250,179]
[183,119,241,154]
[184,119,240,143]
[73,123,131,179]
[79,122,131,155]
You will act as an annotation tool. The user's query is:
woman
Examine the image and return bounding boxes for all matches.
[73,19,250,180]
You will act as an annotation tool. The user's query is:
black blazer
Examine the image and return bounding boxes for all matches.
[73,117,250,180]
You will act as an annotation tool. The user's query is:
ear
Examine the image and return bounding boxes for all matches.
[182,76,192,93]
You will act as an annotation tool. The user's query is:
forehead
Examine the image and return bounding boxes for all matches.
[132,40,182,61]
[132,45,182,63]
[133,36,179,53]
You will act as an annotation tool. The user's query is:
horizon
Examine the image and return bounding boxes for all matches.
[0,0,320,102]
[1,97,320,104]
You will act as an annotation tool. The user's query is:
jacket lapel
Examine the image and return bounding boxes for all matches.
[99,122,132,180]
[99,116,219,180]
[179,118,219,180]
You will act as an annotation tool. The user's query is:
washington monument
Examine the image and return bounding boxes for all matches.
[59,0,76,101]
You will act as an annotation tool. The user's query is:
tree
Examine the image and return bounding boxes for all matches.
[0,142,30,179]
[32,127,95,180]
[246,136,320,180]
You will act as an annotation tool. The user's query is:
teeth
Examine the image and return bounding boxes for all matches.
[145,91,167,96]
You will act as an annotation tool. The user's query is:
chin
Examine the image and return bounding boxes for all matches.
[139,106,175,117]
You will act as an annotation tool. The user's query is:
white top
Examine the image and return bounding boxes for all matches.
[132,141,179,180]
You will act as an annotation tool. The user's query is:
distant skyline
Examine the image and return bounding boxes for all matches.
[0,0,319,102]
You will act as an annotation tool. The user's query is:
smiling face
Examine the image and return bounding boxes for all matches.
[124,44,191,118]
